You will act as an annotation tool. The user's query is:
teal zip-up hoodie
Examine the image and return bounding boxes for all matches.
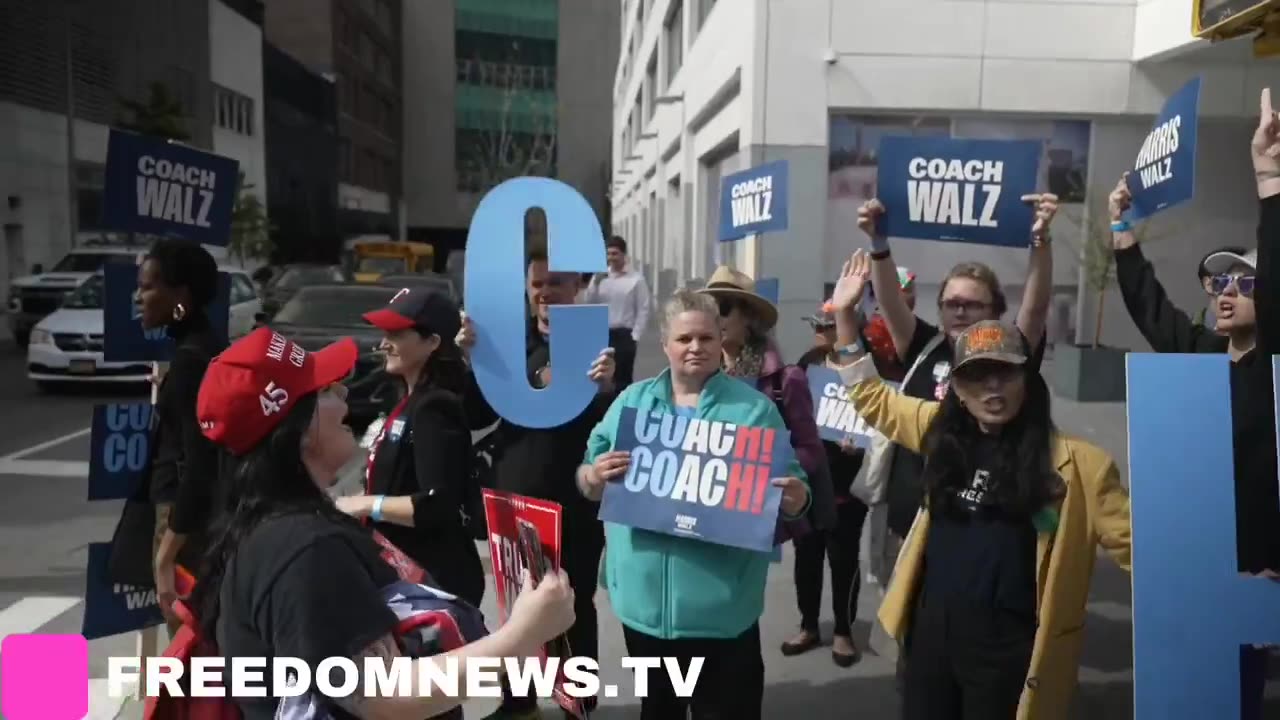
[584,368,810,640]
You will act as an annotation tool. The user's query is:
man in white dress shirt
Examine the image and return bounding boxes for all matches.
[583,236,651,389]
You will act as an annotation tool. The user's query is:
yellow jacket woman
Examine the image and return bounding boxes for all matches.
[826,250,1131,720]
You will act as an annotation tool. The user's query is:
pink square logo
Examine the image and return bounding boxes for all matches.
[2,634,89,720]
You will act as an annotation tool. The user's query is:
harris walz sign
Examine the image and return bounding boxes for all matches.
[101,128,240,245]
[1125,76,1201,221]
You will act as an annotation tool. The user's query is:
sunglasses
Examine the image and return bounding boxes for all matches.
[1209,273,1256,296]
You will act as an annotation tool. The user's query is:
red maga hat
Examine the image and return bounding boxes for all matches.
[197,326,357,455]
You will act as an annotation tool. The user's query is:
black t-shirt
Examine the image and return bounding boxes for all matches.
[216,513,399,720]
[921,436,1038,616]
[886,319,1046,537]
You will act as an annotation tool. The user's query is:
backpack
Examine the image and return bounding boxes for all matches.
[146,536,484,720]
[765,371,838,535]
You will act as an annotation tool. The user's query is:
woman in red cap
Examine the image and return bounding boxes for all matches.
[189,327,575,720]
[332,286,486,608]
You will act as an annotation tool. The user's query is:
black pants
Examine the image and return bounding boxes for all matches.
[610,329,637,390]
[794,498,868,636]
[503,508,605,712]
[621,622,764,720]
[901,598,1035,720]
[1240,645,1270,720]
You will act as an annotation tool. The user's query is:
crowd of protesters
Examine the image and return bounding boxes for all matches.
[116,87,1280,720]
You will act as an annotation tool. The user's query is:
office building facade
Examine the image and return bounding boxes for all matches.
[402,0,620,263]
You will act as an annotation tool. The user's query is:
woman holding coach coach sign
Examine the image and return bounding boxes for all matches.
[825,251,1131,720]
[578,289,810,720]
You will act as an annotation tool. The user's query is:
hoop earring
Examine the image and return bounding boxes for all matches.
[172,303,186,322]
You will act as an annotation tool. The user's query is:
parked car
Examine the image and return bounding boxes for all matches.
[26,266,261,391]
[7,244,148,347]
[259,263,347,319]
[376,272,459,303]
[263,284,400,432]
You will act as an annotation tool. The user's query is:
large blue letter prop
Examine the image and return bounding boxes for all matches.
[464,178,608,428]
[1127,354,1280,719]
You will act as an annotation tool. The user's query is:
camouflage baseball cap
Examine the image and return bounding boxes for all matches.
[953,320,1028,371]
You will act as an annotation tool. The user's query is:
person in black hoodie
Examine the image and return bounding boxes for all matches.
[1109,87,1280,720]
[457,250,618,720]
[781,302,870,667]
[334,287,486,607]
[136,238,228,631]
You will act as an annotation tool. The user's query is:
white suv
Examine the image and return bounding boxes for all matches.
[26,266,261,390]
[7,244,148,347]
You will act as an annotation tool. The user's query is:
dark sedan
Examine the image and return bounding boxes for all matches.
[377,273,459,304]
[260,264,347,319]
[265,284,400,432]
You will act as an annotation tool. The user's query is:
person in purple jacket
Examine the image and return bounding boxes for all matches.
[697,266,830,539]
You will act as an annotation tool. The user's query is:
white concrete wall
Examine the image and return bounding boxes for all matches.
[612,0,1280,357]
[209,0,267,211]
[0,105,113,297]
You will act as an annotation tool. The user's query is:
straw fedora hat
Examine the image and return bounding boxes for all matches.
[698,266,779,330]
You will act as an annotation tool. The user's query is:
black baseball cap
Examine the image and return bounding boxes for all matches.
[363,286,462,340]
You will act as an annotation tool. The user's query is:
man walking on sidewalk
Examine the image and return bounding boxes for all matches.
[583,236,651,390]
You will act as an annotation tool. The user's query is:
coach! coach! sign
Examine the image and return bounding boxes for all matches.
[600,408,794,552]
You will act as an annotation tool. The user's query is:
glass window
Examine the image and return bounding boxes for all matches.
[273,286,399,327]
[644,54,656,122]
[664,1,683,87]
[230,274,256,304]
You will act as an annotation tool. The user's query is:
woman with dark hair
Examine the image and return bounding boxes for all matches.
[824,251,1132,720]
[334,287,486,606]
[135,238,227,629]
[190,327,575,720]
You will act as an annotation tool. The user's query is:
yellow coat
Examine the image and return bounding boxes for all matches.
[842,365,1132,720]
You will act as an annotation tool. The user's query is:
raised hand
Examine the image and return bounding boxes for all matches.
[830,250,872,311]
[1254,88,1280,194]
[1023,193,1059,246]
[856,199,886,241]
[1108,174,1133,222]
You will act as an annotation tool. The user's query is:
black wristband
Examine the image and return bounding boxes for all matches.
[870,249,892,261]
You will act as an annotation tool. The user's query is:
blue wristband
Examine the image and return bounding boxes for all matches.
[835,340,863,357]
[370,495,386,522]
[1111,220,1132,233]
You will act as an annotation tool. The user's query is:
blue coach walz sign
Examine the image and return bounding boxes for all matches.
[1127,354,1280,719]
[1125,76,1201,221]
[101,128,240,245]
[88,403,152,501]
[102,262,231,363]
[718,160,789,241]
[876,136,1041,248]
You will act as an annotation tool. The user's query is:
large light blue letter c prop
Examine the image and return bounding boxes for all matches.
[1128,354,1280,719]
[463,177,608,429]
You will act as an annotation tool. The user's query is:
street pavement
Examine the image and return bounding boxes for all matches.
[0,332,1275,719]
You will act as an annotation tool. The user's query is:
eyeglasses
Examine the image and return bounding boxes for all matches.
[1209,274,1256,296]
[940,299,992,315]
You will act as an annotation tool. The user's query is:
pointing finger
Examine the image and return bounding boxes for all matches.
[1263,88,1273,118]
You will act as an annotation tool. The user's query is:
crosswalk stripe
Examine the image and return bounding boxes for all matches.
[87,678,136,720]
[0,459,90,477]
[0,596,82,645]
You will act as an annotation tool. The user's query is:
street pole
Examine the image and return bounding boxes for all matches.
[64,0,79,249]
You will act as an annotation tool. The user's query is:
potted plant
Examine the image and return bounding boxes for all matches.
[1052,193,1162,402]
